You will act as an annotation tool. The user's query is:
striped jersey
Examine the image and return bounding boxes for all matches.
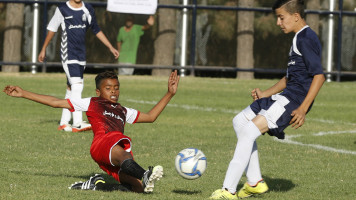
[47,1,101,63]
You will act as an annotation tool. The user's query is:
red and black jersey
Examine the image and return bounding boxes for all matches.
[68,97,140,137]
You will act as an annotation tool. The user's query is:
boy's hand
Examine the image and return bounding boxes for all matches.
[290,107,306,129]
[147,15,155,26]
[110,47,119,59]
[3,85,24,98]
[251,88,262,101]
[168,70,180,95]
[38,50,46,62]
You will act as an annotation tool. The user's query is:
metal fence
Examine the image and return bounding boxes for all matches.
[0,0,355,81]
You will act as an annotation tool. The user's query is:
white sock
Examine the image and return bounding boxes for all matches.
[71,83,83,127]
[60,89,72,125]
[246,141,263,186]
[232,110,263,187]
[223,121,261,194]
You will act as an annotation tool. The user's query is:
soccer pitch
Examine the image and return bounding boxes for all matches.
[1,73,355,200]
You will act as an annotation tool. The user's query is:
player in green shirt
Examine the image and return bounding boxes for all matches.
[117,15,154,75]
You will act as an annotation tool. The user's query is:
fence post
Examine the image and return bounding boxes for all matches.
[336,0,343,82]
[31,0,40,74]
[189,0,197,76]
[326,0,335,82]
[180,0,188,77]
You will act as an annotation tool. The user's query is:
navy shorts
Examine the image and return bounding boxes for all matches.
[248,94,300,139]
[62,62,85,86]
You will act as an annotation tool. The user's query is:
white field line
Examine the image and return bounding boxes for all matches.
[127,98,356,155]
[274,130,356,155]
[126,99,241,114]
[126,99,356,126]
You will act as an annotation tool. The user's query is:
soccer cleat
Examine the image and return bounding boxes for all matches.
[209,189,238,200]
[142,165,163,193]
[58,124,72,132]
[69,174,105,190]
[72,121,92,132]
[237,180,269,198]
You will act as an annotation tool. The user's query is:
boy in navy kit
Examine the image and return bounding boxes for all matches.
[210,0,325,199]
[38,0,119,132]
[3,70,180,193]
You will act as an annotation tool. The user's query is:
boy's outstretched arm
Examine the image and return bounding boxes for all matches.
[136,70,180,123]
[290,74,325,129]
[3,85,72,109]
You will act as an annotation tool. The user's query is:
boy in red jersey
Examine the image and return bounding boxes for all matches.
[3,70,180,193]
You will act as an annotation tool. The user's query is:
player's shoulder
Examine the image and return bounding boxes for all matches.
[57,1,71,11]
[83,1,95,11]
[297,27,319,43]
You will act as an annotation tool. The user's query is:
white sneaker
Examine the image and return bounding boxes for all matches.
[58,124,72,132]
[72,121,92,132]
[142,165,163,193]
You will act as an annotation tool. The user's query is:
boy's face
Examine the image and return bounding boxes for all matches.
[96,78,120,103]
[275,6,298,34]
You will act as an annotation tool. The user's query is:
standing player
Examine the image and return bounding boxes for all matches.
[210,0,325,199]
[38,0,119,132]
[3,70,180,193]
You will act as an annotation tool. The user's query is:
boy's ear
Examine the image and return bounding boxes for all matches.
[96,89,100,96]
[294,13,301,22]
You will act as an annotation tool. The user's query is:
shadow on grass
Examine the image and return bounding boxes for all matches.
[172,189,202,195]
[237,176,295,192]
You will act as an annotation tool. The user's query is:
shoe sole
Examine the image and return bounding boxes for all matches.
[72,126,92,133]
[144,165,163,193]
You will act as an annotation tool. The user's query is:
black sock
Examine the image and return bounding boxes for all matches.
[120,159,146,180]
[95,182,132,192]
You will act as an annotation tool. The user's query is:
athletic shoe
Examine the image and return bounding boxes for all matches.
[237,180,269,198]
[58,124,72,132]
[69,174,105,190]
[142,165,163,193]
[209,189,238,199]
[72,121,92,132]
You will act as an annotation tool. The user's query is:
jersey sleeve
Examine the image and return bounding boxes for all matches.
[67,98,92,112]
[125,107,140,124]
[47,7,63,32]
[87,4,101,35]
[298,37,324,76]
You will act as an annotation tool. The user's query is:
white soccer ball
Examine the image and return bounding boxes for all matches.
[175,148,207,180]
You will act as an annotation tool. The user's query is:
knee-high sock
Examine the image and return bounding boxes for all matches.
[245,141,262,186]
[223,121,261,194]
[60,89,72,125]
[71,83,83,127]
[120,159,146,180]
[232,112,263,187]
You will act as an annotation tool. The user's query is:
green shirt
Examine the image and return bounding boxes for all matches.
[117,25,144,64]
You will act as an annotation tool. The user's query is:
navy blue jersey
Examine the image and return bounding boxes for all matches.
[47,1,100,63]
[281,26,324,105]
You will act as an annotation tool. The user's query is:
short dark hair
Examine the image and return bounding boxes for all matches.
[272,0,305,18]
[95,71,119,89]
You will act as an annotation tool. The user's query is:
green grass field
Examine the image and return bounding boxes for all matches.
[1,73,355,200]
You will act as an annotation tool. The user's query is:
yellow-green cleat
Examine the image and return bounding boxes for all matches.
[237,180,269,198]
[209,189,238,200]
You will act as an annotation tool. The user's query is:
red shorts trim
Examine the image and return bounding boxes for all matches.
[90,131,132,182]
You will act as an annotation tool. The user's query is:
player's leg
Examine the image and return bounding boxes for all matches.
[110,145,163,193]
[64,63,91,132]
[59,83,72,131]
[223,116,266,193]
[211,115,265,199]
[233,108,263,185]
